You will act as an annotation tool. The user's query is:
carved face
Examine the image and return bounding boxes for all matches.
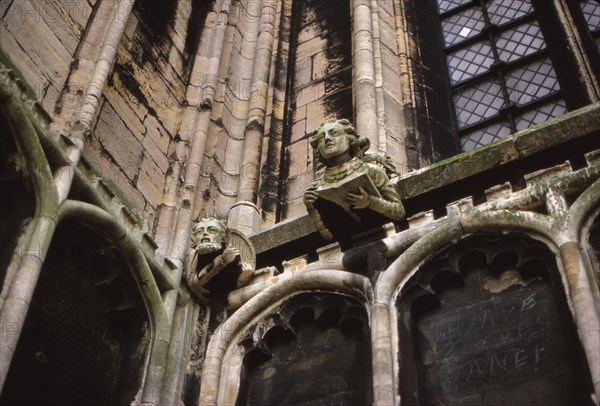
[316,122,351,160]
[191,218,226,254]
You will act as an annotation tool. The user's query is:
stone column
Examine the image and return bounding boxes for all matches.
[552,0,600,101]
[371,302,397,406]
[352,0,379,151]
[559,242,600,400]
[230,0,278,235]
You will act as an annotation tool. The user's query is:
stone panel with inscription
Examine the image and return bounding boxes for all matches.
[398,236,593,406]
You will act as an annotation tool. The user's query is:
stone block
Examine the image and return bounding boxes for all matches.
[63,0,93,31]
[585,149,600,165]
[305,101,327,132]
[524,162,572,187]
[144,113,170,153]
[94,101,144,181]
[227,201,261,235]
[30,0,82,54]
[398,138,519,198]
[316,242,341,262]
[383,94,406,138]
[312,51,329,80]
[286,169,314,201]
[294,57,313,87]
[514,103,600,157]
[378,17,398,54]
[284,196,308,220]
[41,84,61,115]
[287,138,310,172]
[296,82,325,107]
[296,36,327,61]
[137,155,166,208]
[2,4,70,102]
[485,182,513,201]
[114,48,183,136]
[297,21,320,45]
[142,134,170,174]
[83,132,146,211]
[283,256,308,273]
[407,210,435,227]
[291,118,306,144]
[377,0,395,16]
[156,52,186,98]
[103,83,146,142]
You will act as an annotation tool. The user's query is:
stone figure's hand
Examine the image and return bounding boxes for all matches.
[241,262,253,273]
[304,189,319,206]
[347,186,371,209]
[221,247,240,264]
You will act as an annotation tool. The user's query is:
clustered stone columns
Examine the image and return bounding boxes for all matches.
[230,0,277,235]
[156,0,233,319]
[152,2,234,404]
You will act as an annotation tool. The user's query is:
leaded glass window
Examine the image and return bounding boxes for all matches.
[436,0,567,151]
[579,0,600,51]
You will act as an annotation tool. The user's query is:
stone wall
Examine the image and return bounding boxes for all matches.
[1,0,94,113]
[1,1,599,404]
[86,0,200,217]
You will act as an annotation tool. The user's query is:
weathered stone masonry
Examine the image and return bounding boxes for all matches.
[1,0,599,405]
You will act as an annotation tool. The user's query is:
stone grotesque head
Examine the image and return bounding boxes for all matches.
[310,118,367,166]
[190,217,227,254]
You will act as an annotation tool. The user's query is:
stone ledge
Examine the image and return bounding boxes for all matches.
[398,102,600,198]
[253,102,600,254]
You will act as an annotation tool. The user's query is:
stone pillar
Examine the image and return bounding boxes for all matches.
[559,242,600,401]
[352,0,379,151]
[371,302,396,406]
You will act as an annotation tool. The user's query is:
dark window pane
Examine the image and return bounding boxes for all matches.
[447,40,494,84]
[506,58,559,105]
[497,21,546,62]
[461,121,512,151]
[442,7,486,47]
[515,99,567,131]
[595,36,600,51]
[580,0,600,32]
[437,0,473,14]
[454,79,504,127]
[486,0,534,26]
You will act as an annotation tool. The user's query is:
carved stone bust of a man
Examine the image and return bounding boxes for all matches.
[190,217,228,255]
[186,218,253,299]
[304,119,405,240]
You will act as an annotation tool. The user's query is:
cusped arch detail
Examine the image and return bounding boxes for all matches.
[376,209,556,306]
[199,270,372,405]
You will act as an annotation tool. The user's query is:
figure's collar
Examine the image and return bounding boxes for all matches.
[322,157,365,182]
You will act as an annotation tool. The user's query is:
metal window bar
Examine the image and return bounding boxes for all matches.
[436,0,567,151]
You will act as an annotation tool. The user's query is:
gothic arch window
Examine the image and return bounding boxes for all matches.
[235,293,372,405]
[1,224,149,406]
[397,234,594,405]
[434,0,600,151]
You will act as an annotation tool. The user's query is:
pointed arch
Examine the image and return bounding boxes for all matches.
[198,270,372,405]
